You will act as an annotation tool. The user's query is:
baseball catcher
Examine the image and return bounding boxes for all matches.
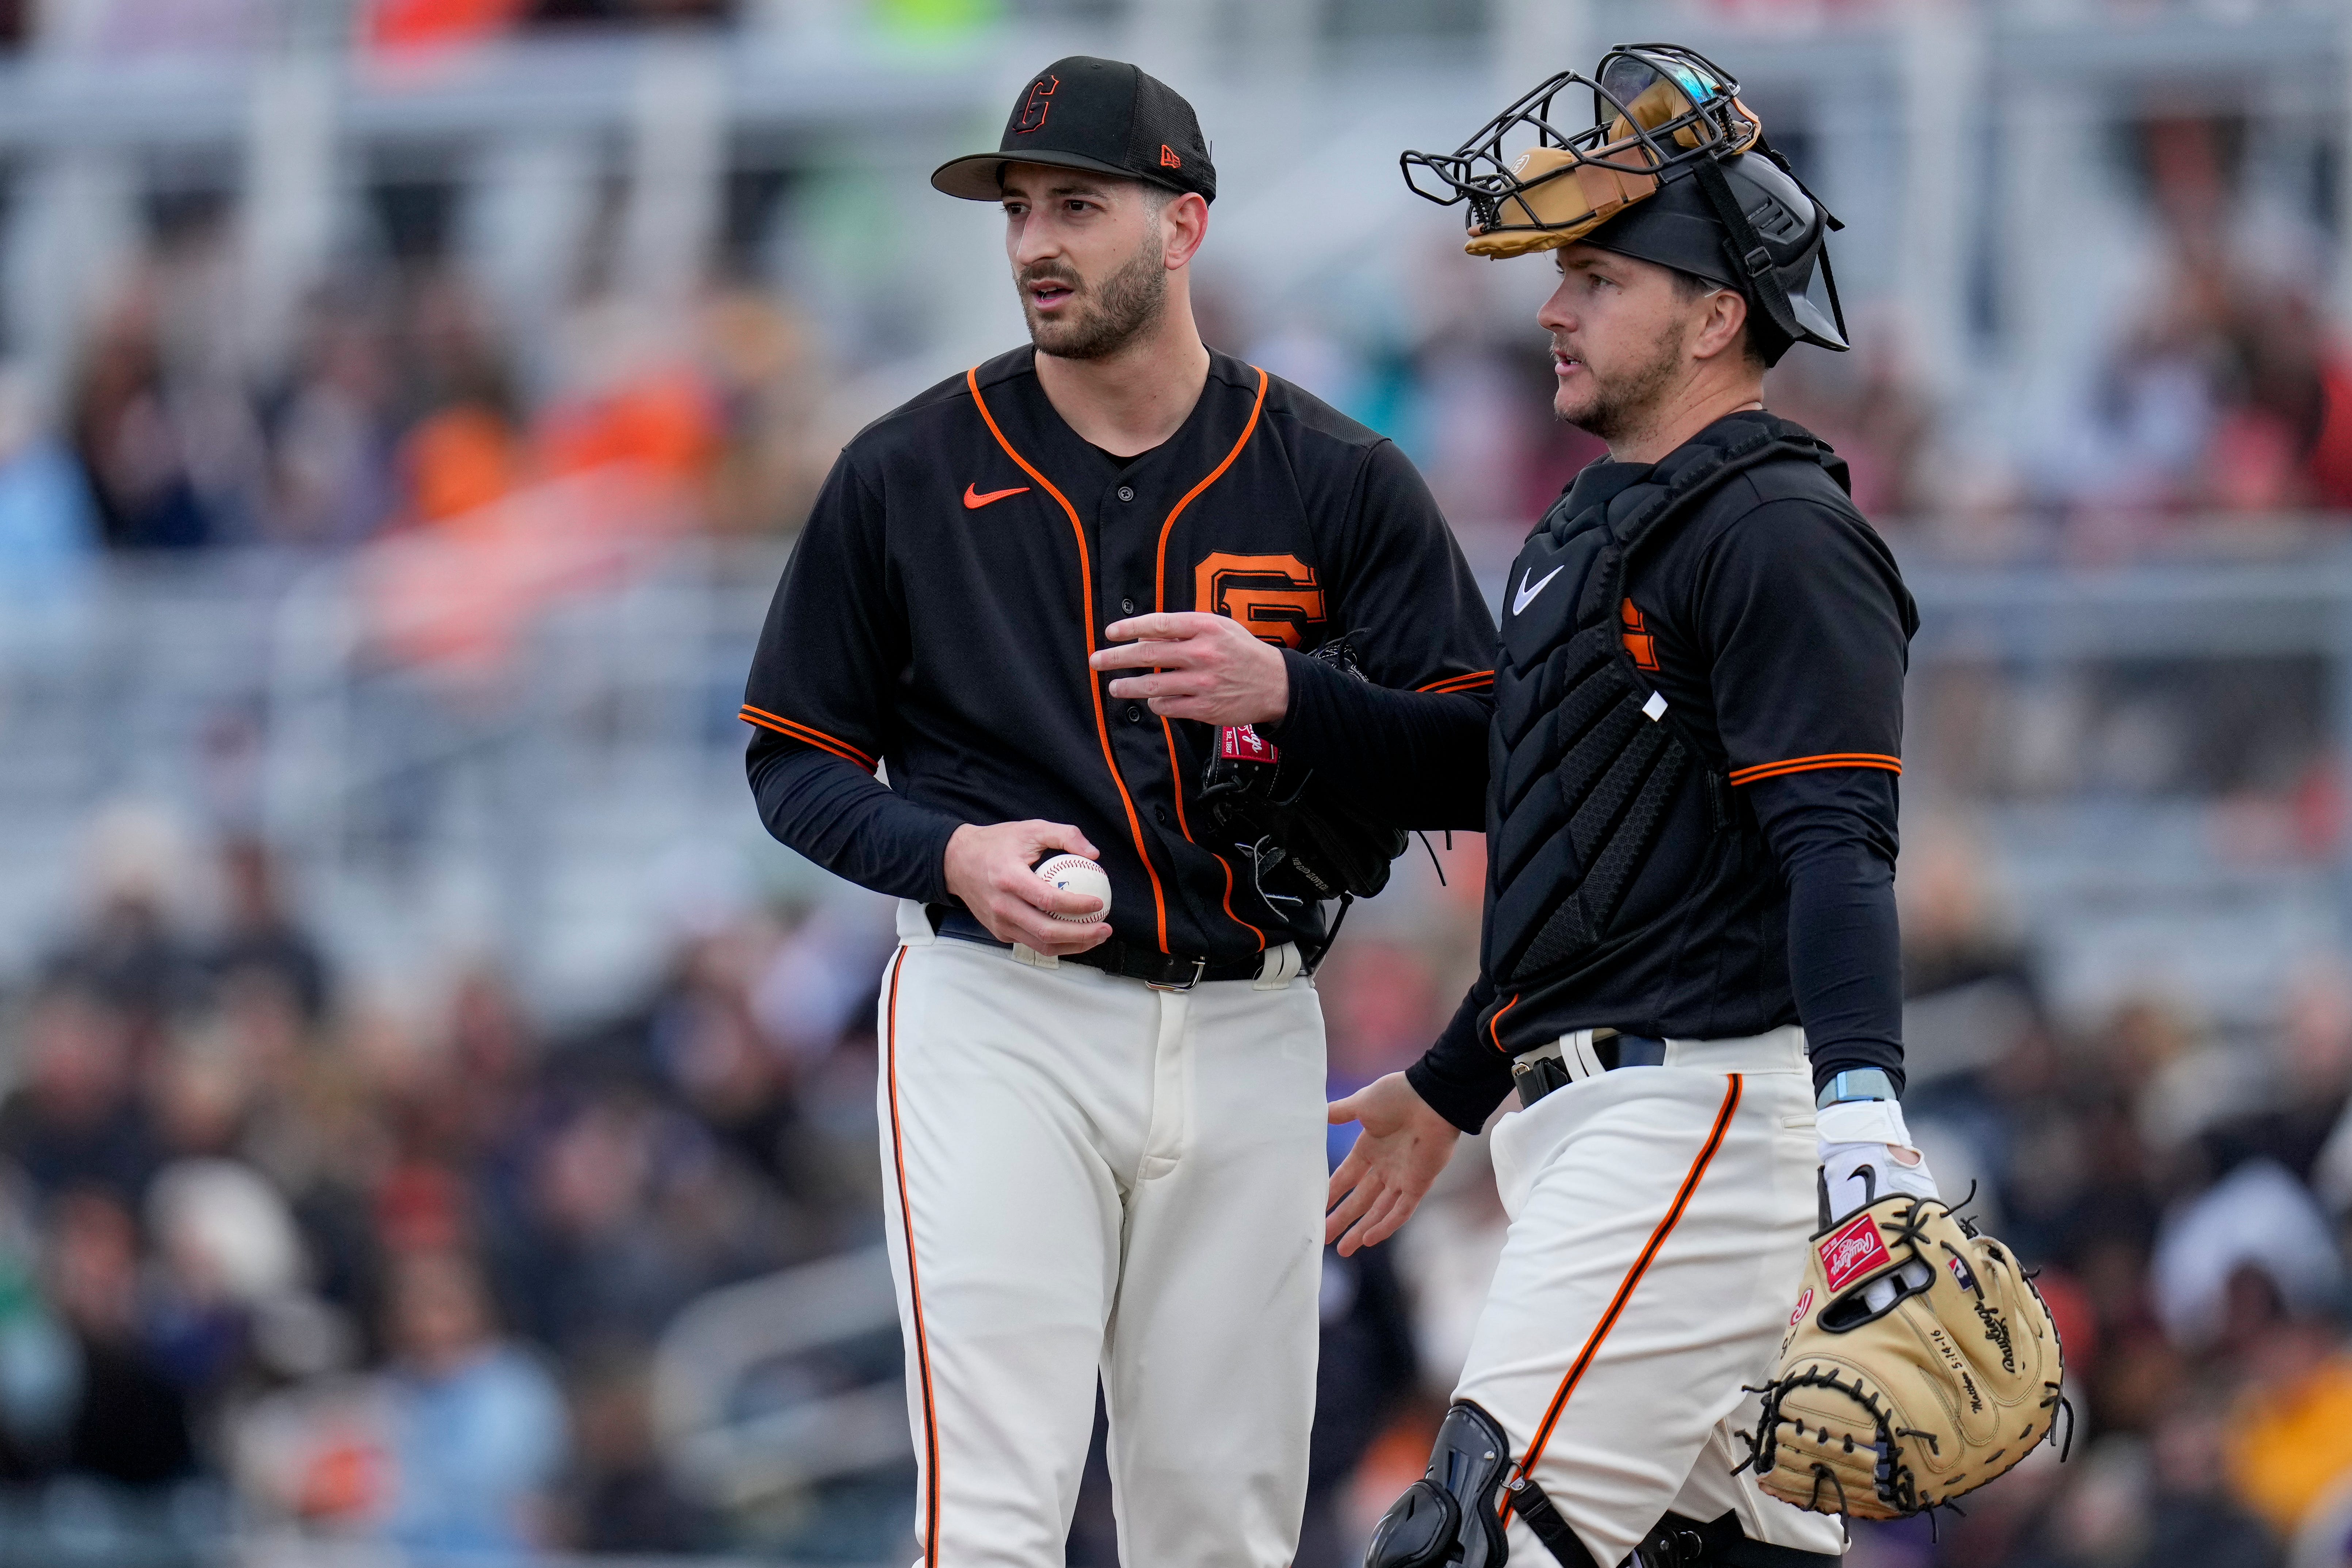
[1272,41,2068,1568]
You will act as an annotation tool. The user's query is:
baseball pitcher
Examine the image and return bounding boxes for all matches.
[740,56,1496,1568]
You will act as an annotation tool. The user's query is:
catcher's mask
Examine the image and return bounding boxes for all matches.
[1400,42,1848,365]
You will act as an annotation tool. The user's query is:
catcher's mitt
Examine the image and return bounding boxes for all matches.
[1198,635,1408,913]
[1746,1193,2066,1521]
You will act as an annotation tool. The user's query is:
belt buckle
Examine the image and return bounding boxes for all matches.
[1146,955,1207,992]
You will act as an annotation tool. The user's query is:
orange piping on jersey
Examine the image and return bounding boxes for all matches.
[1487,993,1520,1053]
[880,948,942,1565]
[1418,670,1496,694]
[1151,365,1271,946]
[1213,851,1267,950]
[1727,753,1903,787]
[967,367,1172,950]
[1154,365,1269,614]
[739,706,878,772]
[1500,1073,1743,1522]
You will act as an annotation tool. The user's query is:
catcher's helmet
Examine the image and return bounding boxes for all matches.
[1400,43,1848,365]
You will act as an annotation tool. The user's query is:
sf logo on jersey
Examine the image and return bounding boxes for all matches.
[1195,553,1326,649]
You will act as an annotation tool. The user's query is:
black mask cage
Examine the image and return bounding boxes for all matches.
[1398,40,1850,360]
[1399,43,1759,246]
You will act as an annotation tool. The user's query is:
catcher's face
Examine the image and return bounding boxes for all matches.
[1537,243,1745,443]
[1000,164,1202,362]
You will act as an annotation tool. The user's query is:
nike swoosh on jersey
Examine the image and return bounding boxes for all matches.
[963,483,1031,509]
[1513,564,1566,615]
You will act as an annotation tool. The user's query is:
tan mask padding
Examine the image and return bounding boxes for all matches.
[1466,146,1656,257]
[1463,82,1763,259]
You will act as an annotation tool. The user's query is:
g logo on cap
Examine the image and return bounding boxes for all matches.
[1015,76,1057,134]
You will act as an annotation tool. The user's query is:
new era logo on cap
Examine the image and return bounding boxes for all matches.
[930,56,1216,205]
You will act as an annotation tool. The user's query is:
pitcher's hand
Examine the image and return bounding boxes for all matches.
[942,821,1111,955]
[1326,1072,1459,1256]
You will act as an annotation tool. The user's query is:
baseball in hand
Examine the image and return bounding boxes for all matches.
[1035,854,1112,922]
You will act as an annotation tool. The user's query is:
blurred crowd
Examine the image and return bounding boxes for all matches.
[2,252,835,559]
[18,794,2352,1568]
[0,111,2344,600]
[0,809,903,1560]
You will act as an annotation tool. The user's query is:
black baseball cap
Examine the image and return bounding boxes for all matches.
[931,56,1215,205]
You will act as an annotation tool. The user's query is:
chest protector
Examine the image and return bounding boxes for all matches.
[1488,415,1842,986]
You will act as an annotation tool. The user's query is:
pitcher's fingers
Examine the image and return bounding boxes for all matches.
[1328,1091,1368,1125]
[1020,916,1112,954]
[1037,885,1105,918]
[1028,822,1100,861]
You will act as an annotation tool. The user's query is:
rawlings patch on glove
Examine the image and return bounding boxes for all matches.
[1745,1193,2066,1521]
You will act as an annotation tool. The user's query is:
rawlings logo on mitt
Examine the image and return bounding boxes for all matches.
[1744,1193,2067,1520]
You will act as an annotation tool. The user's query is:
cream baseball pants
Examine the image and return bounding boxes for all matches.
[1455,1026,1848,1565]
[876,900,1328,1568]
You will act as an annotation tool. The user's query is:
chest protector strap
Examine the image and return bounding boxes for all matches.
[1493,417,1839,985]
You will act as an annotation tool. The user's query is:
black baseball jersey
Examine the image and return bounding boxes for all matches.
[742,346,1496,962]
[1408,411,1916,1130]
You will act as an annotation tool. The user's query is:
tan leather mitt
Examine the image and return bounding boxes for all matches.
[1745,1193,2066,1520]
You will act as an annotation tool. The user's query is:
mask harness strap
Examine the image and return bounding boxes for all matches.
[1687,152,1805,350]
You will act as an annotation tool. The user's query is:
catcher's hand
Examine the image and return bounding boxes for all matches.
[1746,1193,2066,1521]
[1817,1098,1941,1315]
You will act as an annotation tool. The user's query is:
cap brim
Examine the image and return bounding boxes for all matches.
[930,149,1185,202]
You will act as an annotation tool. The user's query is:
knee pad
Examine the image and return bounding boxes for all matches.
[1365,1401,1515,1568]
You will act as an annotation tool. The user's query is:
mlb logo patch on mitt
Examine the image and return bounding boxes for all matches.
[1746,1193,2066,1520]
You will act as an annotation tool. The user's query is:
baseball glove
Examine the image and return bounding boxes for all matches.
[1198,635,1408,914]
[1745,1192,2066,1521]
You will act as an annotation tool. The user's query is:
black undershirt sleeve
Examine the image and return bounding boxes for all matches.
[1404,974,1511,1133]
[747,732,963,904]
[1745,768,1907,1098]
[1261,436,1495,831]
[1263,650,1490,830]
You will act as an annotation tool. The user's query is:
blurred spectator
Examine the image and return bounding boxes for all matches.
[1299,1242,1418,1568]
[374,1247,567,1554]
[209,837,334,1027]
[0,365,100,600]
[260,293,400,547]
[46,1189,197,1487]
[0,987,160,1204]
[68,284,217,551]
[560,1352,714,1552]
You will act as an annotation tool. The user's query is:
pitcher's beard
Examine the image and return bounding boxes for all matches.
[1022,240,1168,361]
[1555,321,1684,446]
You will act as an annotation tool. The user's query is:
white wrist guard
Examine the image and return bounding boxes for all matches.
[1815,1098,1913,1149]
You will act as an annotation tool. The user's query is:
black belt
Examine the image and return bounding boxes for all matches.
[930,909,1267,989]
[1511,1032,1667,1105]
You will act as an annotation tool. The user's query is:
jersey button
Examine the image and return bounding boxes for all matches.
[1116,485,1135,502]
[1125,705,1145,724]
[1154,805,1171,826]
[1121,598,1136,614]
